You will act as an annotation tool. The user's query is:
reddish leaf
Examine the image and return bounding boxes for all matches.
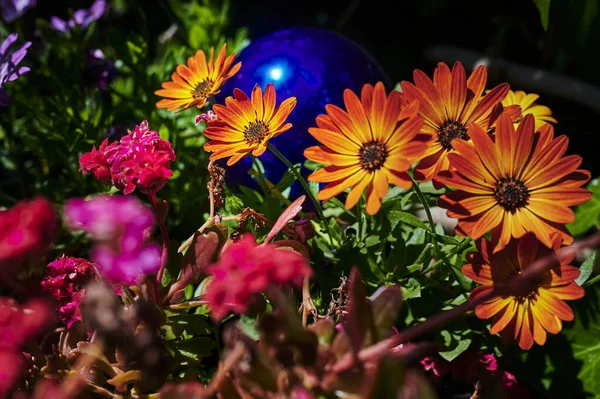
[370,285,403,341]
[264,195,306,243]
[167,224,228,300]
[343,267,374,355]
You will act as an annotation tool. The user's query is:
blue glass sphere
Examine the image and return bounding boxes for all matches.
[215,26,390,197]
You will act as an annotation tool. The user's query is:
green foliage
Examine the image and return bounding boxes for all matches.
[533,0,552,30]
[570,178,600,236]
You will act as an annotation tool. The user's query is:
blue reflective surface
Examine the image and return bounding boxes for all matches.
[214,26,390,199]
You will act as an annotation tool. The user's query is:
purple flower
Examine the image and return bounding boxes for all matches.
[64,195,160,284]
[83,49,116,90]
[0,33,31,106]
[0,0,37,23]
[50,0,107,34]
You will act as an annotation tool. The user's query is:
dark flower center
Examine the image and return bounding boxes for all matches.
[192,79,213,99]
[438,120,470,151]
[359,140,388,172]
[244,121,269,145]
[494,177,530,214]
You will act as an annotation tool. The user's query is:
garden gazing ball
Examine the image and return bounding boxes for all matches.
[215,26,390,193]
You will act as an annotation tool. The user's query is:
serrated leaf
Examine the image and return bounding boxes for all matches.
[389,210,430,232]
[576,251,596,285]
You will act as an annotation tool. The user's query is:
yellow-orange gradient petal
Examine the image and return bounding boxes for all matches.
[203,83,296,166]
[439,113,591,252]
[465,234,585,350]
[305,82,426,215]
[156,43,241,113]
[402,61,509,183]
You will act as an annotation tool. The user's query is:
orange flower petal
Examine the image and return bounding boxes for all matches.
[303,146,360,167]
[317,169,368,202]
[343,89,372,143]
[307,128,360,155]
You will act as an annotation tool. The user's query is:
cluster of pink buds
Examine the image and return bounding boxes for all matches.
[204,234,313,321]
[79,120,175,196]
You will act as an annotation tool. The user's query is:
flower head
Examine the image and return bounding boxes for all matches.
[304,82,428,215]
[50,0,106,33]
[155,43,241,112]
[0,297,50,397]
[79,120,175,195]
[502,89,557,129]
[0,197,57,280]
[79,138,112,184]
[1,0,37,23]
[203,83,297,166]
[0,33,31,106]
[400,62,509,183]
[437,114,591,252]
[64,195,160,284]
[463,234,584,350]
[204,234,312,321]
[41,255,97,327]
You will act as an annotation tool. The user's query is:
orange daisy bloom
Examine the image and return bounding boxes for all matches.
[437,113,591,252]
[203,83,297,166]
[463,234,584,350]
[155,43,241,112]
[502,89,557,129]
[400,61,510,183]
[303,82,430,215]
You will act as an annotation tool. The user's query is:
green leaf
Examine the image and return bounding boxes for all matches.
[172,337,217,363]
[576,251,597,286]
[401,277,422,299]
[389,210,430,232]
[239,315,260,341]
[533,0,552,30]
[438,330,472,362]
[569,178,600,236]
[225,194,244,214]
[562,287,600,396]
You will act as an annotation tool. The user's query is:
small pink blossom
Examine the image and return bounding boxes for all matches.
[204,234,312,321]
[79,120,175,195]
[64,195,160,284]
[0,197,57,280]
[195,110,220,125]
[41,255,97,327]
[0,297,51,397]
[78,138,111,184]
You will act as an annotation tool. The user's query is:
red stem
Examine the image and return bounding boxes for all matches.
[148,192,169,289]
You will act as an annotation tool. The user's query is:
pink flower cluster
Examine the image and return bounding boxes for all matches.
[204,234,313,321]
[79,120,175,195]
[64,195,161,284]
[0,298,50,397]
[0,197,57,281]
[41,255,97,327]
[420,350,528,397]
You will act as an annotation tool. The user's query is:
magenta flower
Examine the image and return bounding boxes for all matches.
[0,33,31,106]
[0,0,37,23]
[50,0,106,33]
[0,297,50,397]
[79,120,175,196]
[204,234,312,321]
[64,195,160,284]
[41,255,97,327]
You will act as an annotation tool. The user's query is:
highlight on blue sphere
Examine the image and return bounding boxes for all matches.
[214,26,391,198]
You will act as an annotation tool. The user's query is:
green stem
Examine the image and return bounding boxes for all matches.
[267,143,333,246]
[583,274,600,288]
[421,237,473,275]
[410,176,443,262]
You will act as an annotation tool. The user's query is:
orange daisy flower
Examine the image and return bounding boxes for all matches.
[155,43,241,112]
[203,83,297,166]
[400,61,510,183]
[303,82,429,215]
[463,234,584,350]
[437,113,591,252]
[502,89,557,129]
